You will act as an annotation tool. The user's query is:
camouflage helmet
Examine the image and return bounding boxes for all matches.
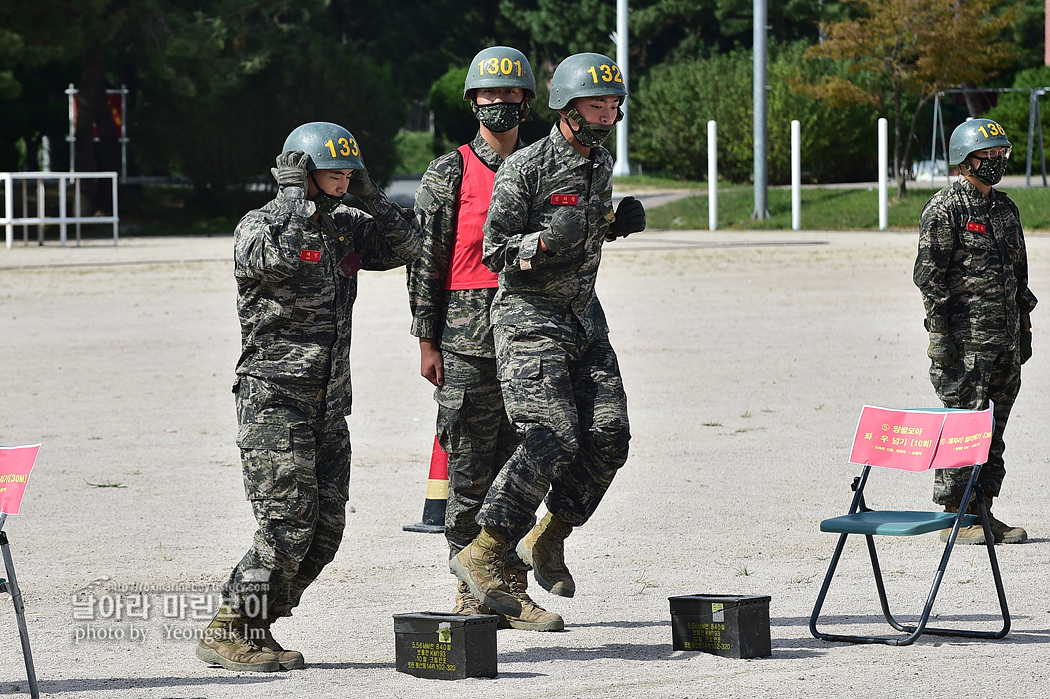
[282,122,364,171]
[463,46,536,100]
[948,118,1012,166]
[548,53,628,110]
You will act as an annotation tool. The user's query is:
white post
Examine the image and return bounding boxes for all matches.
[4,173,12,248]
[111,173,119,244]
[878,117,888,231]
[708,120,718,231]
[60,176,68,246]
[613,0,630,176]
[791,120,801,231]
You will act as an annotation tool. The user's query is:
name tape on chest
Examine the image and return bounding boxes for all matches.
[966,221,987,234]
[551,193,579,206]
[300,249,321,263]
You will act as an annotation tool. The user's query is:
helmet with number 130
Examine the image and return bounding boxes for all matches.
[549,53,628,147]
[949,118,1012,186]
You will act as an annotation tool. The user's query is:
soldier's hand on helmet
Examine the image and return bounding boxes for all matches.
[272,151,310,197]
[346,166,379,201]
[1021,330,1032,364]
[608,196,646,239]
[927,332,959,367]
[542,207,586,254]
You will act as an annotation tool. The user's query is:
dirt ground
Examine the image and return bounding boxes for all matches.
[1,226,1047,699]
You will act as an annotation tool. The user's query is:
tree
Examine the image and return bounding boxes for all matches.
[800,0,1020,197]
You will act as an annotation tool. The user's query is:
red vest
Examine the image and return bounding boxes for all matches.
[446,144,499,290]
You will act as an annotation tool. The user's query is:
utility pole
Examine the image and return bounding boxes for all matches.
[613,0,631,176]
[752,0,769,219]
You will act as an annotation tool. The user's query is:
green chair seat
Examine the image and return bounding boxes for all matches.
[821,511,977,536]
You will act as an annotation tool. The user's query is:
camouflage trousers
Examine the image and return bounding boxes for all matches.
[930,347,1021,507]
[479,325,631,539]
[224,375,351,619]
[435,350,524,565]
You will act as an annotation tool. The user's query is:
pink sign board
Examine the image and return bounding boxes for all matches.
[849,406,992,472]
[0,444,40,515]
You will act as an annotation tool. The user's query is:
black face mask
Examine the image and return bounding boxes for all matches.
[474,101,529,133]
[973,156,1008,186]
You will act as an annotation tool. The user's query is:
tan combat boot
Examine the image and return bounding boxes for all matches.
[247,616,306,670]
[939,504,988,545]
[502,567,565,631]
[984,498,1027,544]
[450,527,522,617]
[516,512,575,597]
[451,580,490,615]
[196,604,281,672]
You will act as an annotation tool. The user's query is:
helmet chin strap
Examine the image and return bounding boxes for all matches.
[309,172,342,215]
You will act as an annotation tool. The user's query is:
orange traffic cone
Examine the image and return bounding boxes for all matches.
[403,434,448,533]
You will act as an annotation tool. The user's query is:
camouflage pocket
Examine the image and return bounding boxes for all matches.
[237,423,300,502]
[497,355,551,425]
[434,385,473,454]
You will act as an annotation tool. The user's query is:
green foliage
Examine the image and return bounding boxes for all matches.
[395,130,439,174]
[983,66,1050,176]
[429,67,477,155]
[632,42,877,184]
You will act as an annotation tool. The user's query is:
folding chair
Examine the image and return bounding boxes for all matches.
[809,406,1009,646]
[0,444,41,698]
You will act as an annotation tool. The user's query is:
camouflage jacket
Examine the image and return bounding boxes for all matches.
[408,132,521,357]
[234,187,421,416]
[914,177,1037,349]
[483,123,615,342]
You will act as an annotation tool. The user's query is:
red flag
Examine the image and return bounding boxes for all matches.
[107,93,123,131]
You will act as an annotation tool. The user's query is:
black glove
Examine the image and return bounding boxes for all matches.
[346,166,379,201]
[609,195,646,238]
[927,332,958,367]
[271,151,310,198]
[1021,330,1032,364]
[542,207,586,254]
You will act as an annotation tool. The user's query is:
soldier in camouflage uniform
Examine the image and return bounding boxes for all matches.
[197,122,421,672]
[409,46,562,632]
[914,118,1037,545]
[450,53,647,617]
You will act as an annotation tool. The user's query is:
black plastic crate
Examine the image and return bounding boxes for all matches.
[669,594,771,659]
[393,612,498,679]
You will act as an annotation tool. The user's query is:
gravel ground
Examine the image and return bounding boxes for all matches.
[0,227,1047,699]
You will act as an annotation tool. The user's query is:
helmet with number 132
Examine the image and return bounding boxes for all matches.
[549,53,628,148]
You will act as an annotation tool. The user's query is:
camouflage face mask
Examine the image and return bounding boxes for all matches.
[314,189,342,216]
[565,108,620,148]
[973,156,1008,186]
[474,102,528,133]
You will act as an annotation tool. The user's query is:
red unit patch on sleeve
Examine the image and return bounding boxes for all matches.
[966,221,987,234]
[300,249,321,262]
[550,193,579,206]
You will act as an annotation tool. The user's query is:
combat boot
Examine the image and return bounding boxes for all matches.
[501,567,565,631]
[247,616,306,670]
[516,512,575,597]
[451,580,490,615]
[984,498,1027,544]
[196,604,281,672]
[450,527,522,617]
[939,504,988,545]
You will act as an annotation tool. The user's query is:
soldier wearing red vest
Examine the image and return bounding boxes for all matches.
[408,46,563,631]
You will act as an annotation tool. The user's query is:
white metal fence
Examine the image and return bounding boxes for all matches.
[2,172,119,249]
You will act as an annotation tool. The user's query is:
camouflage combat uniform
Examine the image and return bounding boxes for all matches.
[914,177,1037,506]
[409,132,524,562]
[228,186,420,618]
[479,123,631,538]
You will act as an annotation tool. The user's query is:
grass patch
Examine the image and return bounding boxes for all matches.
[647,185,1050,231]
